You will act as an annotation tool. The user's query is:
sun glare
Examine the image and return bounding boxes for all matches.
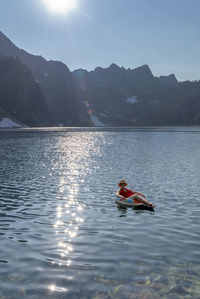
[43,0,77,14]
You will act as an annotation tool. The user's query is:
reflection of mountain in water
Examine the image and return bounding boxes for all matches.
[1,30,200,127]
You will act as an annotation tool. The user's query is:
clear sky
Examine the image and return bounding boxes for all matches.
[0,0,200,80]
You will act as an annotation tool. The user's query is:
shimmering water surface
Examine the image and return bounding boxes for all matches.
[0,127,200,299]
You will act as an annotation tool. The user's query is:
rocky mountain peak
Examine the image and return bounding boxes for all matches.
[159,74,178,84]
[0,30,19,56]
[108,63,120,70]
[133,64,153,75]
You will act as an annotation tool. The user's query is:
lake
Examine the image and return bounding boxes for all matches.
[0,127,200,299]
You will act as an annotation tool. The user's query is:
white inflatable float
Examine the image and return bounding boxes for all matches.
[115,197,154,211]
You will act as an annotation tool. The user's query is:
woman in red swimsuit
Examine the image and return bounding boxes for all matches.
[116,179,154,208]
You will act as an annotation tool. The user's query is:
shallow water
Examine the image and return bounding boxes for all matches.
[0,127,200,299]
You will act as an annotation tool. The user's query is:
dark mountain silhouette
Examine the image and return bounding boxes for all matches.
[1,30,200,127]
[72,64,200,126]
[0,55,51,126]
[0,30,78,126]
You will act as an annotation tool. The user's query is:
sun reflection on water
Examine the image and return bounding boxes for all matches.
[48,133,105,292]
[55,133,105,199]
[52,194,85,267]
[49,284,68,293]
[49,199,85,292]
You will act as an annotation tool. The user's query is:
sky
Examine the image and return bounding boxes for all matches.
[0,0,200,81]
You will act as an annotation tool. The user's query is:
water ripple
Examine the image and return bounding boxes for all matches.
[1,128,200,298]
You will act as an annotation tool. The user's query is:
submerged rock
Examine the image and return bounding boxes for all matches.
[137,288,160,299]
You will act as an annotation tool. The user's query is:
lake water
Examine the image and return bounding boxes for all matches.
[0,127,200,299]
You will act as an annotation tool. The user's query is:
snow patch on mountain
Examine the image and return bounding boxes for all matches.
[0,118,22,128]
[127,96,138,104]
[99,112,107,117]
[90,115,106,126]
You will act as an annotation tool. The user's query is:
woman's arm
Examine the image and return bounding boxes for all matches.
[136,191,145,197]
[116,189,124,199]
[130,189,145,198]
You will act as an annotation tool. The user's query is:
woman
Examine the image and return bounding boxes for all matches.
[116,179,154,208]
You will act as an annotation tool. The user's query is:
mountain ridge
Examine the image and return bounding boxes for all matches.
[0,30,200,127]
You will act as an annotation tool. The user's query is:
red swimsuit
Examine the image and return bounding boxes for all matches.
[119,188,135,198]
[119,187,142,204]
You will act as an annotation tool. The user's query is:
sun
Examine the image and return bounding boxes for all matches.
[43,0,77,14]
